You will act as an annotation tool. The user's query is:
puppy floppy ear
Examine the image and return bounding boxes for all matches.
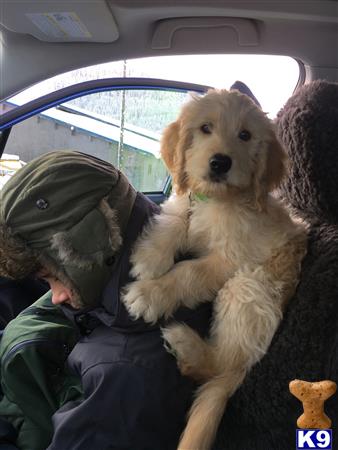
[161,121,180,173]
[254,133,287,211]
[161,120,191,195]
[265,135,288,191]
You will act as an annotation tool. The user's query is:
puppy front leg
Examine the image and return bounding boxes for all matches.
[130,196,190,280]
[123,253,229,323]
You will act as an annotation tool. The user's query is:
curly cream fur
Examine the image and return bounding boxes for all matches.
[123,89,307,450]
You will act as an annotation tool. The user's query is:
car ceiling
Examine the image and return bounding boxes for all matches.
[0,0,337,101]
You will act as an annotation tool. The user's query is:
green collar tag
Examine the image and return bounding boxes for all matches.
[191,192,209,202]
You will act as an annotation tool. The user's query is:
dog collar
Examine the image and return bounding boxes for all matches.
[190,192,209,202]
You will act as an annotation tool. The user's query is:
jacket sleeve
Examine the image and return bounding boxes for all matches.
[47,360,186,450]
[0,277,48,329]
[0,417,19,450]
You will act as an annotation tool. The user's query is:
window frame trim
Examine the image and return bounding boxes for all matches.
[0,77,210,131]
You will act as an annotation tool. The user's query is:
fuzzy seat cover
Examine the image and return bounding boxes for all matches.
[213,80,338,450]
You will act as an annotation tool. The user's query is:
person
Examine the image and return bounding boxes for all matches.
[0,277,48,450]
[0,150,211,450]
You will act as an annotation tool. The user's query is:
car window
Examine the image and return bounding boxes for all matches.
[1,55,300,118]
[0,153,25,189]
[0,54,300,192]
[2,88,193,192]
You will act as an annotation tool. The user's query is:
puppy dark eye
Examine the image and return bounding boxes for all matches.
[200,124,212,134]
[238,130,251,141]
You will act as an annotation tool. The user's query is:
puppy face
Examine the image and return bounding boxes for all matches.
[161,89,286,209]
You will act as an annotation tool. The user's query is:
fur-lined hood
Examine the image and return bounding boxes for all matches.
[0,150,136,306]
[276,80,338,224]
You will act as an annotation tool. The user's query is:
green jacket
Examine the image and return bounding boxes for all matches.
[0,292,82,450]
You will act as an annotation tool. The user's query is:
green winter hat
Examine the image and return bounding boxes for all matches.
[0,150,136,306]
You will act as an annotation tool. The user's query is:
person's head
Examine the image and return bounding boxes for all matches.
[35,268,79,308]
[0,150,137,308]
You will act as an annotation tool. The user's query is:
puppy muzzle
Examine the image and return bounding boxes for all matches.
[209,154,232,182]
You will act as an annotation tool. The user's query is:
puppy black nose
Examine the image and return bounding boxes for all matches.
[209,154,232,175]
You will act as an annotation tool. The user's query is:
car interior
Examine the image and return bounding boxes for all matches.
[0,1,337,448]
[0,0,338,98]
[1,1,337,195]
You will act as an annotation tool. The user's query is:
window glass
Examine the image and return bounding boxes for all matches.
[1,54,300,191]
[0,152,25,189]
[2,88,192,192]
[2,55,300,118]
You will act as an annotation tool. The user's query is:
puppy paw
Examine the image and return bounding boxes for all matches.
[122,280,178,324]
[129,253,174,280]
[162,324,212,381]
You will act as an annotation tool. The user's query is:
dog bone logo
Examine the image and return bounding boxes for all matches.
[289,379,337,429]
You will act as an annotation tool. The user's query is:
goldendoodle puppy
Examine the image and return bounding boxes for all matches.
[123,89,307,450]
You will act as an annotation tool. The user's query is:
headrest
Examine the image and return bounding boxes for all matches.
[276,80,338,224]
[230,81,262,108]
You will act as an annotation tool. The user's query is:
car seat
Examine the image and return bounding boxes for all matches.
[213,80,338,450]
